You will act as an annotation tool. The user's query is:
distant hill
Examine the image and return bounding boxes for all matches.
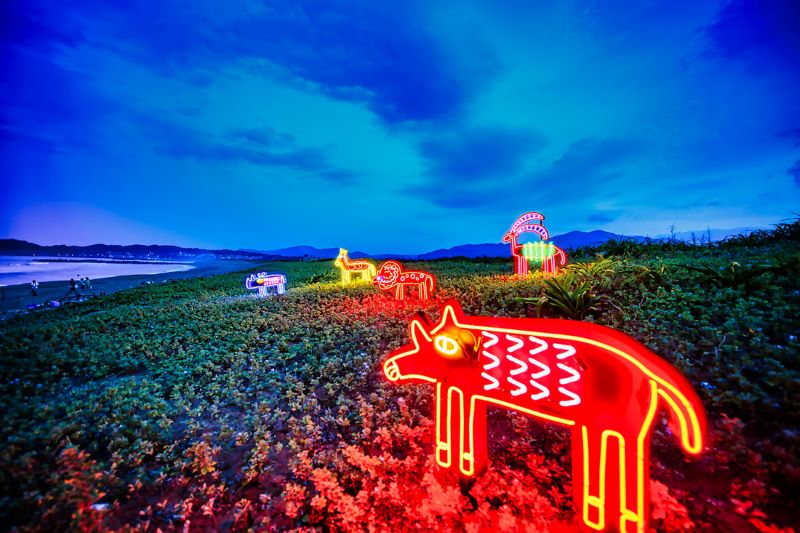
[0,239,285,261]
[551,229,648,249]
[250,245,372,259]
[414,230,646,259]
[243,230,645,260]
[657,227,762,243]
[5,226,732,263]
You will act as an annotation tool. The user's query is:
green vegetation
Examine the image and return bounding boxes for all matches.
[1,223,799,531]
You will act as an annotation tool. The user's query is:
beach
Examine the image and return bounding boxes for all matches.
[0,259,260,317]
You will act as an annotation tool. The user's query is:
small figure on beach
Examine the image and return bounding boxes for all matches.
[85,276,92,289]
[31,280,39,296]
[68,278,77,297]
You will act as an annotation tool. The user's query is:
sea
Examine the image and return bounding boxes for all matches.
[0,256,194,287]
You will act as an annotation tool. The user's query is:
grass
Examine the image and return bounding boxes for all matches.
[1,226,799,531]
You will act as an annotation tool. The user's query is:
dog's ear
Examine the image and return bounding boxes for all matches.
[409,314,432,347]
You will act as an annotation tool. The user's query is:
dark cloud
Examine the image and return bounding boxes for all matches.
[135,114,357,184]
[0,0,84,51]
[12,0,497,125]
[525,138,638,190]
[781,129,800,186]
[419,127,546,183]
[703,0,800,75]
[229,128,296,148]
[789,161,800,187]
[587,212,617,224]
[406,126,546,209]
[0,47,119,156]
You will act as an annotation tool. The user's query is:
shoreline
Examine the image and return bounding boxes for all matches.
[29,258,193,265]
[0,259,261,317]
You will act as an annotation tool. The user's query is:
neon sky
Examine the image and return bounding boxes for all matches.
[2,1,799,254]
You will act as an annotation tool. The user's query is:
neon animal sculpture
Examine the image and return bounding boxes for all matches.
[383,300,705,533]
[373,261,436,300]
[334,248,376,286]
[245,272,286,296]
[521,241,568,276]
[502,212,567,276]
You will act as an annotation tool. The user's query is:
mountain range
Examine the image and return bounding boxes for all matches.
[257,230,645,259]
[1,226,757,261]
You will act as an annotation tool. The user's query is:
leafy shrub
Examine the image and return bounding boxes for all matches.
[1,229,799,531]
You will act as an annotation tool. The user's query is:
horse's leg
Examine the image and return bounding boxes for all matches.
[396,284,404,300]
[420,282,427,300]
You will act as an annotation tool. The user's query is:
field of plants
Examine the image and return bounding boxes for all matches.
[1,222,799,532]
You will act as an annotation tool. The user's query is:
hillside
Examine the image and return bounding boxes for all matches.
[0,239,283,261]
[1,222,798,531]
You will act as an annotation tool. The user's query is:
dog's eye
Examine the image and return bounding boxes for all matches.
[434,335,460,357]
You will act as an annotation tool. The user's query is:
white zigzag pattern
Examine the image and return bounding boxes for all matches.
[558,387,581,407]
[507,376,527,396]
[478,333,582,404]
[556,363,580,385]
[506,334,524,352]
[505,350,528,396]
[553,343,576,359]
[482,331,499,349]
[481,372,499,391]
[528,336,550,400]
[481,331,500,390]
[554,342,582,406]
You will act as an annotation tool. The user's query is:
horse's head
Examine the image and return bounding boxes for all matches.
[334,248,347,267]
[373,261,401,289]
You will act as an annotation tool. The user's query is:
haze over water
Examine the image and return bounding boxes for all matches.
[0,256,194,287]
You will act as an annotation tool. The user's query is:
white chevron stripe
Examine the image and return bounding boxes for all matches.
[557,363,581,385]
[527,357,550,378]
[527,357,550,400]
[506,354,528,375]
[553,343,576,359]
[481,331,499,349]
[481,372,500,391]
[482,351,500,370]
[529,380,550,400]
[506,334,524,352]
[528,336,548,356]
[507,376,527,396]
[558,387,581,406]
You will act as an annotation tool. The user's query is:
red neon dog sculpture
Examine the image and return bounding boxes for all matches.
[383,300,705,533]
[373,261,436,300]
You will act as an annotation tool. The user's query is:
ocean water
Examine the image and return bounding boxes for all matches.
[0,256,194,286]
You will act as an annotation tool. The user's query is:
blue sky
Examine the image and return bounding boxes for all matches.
[2,0,799,254]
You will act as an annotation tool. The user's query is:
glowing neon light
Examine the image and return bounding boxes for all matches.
[245,272,286,297]
[334,248,376,286]
[372,260,436,300]
[521,241,555,263]
[434,335,460,357]
[502,212,568,276]
[382,300,706,533]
